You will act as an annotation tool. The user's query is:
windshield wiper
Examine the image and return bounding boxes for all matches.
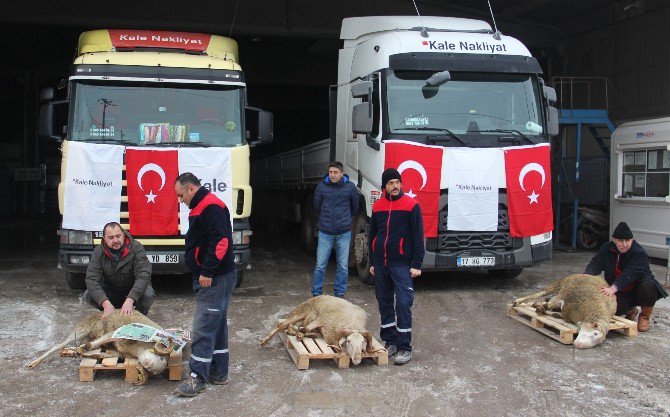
[399,127,468,145]
[82,138,137,146]
[148,142,210,147]
[475,129,536,144]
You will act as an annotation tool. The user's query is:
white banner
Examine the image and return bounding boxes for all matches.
[62,141,124,231]
[446,148,500,232]
[177,148,233,234]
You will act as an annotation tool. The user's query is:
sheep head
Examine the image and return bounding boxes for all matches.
[573,320,609,349]
[137,350,168,374]
[335,329,372,365]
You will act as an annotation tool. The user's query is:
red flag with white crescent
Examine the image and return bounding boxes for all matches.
[384,140,443,238]
[126,149,179,235]
[504,144,553,237]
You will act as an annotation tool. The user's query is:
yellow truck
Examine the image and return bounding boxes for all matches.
[38,29,272,289]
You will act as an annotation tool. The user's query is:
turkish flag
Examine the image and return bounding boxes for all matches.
[126,149,179,235]
[504,144,553,237]
[384,141,443,237]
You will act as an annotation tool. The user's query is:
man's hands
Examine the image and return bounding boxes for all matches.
[600,285,617,297]
[121,298,135,315]
[410,268,421,278]
[101,300,115,317]
[369,266,375,276]
[199,275,213,288]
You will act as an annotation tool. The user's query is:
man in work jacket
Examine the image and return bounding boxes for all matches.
[368,168,425,365]
[173,172,236,397]
[585,221,668,332]
[312,161,359,298]
[83,222,154,316]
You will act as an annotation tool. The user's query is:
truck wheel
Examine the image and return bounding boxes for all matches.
[353,214,374,285]
[487,268,523,280]
[576,220,600,250]
[301,204,317,256]
[65,271,86,290]
[235,270,244,288]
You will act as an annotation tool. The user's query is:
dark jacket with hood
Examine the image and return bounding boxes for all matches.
[368,190,425,269]
[185,186,235,279]
[313,173,359,235]
[585,240,668,297]
[85,231,152,306]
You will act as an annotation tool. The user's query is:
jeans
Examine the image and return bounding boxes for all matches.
[312,231,351,297]
[189,270,237,381]
[83,284,155,315]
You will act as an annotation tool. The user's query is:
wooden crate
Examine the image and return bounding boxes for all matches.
[78,348,182,383]
[277,332,388,369]
[507,303,638,345]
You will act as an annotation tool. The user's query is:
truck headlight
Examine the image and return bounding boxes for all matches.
[60,230,94,245]
[232,230,252,245]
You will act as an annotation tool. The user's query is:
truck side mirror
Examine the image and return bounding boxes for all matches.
[547,106,559,136]
[543,86,557,104]
[39,87,55,103]
[351,81,372,98]
[352,103,373,134]
[245,106,273,146]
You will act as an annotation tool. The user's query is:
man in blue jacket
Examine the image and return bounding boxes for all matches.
[585,221,667,332]
[369,168,425,365]
[173,172,236,397]
[312,161,359,298]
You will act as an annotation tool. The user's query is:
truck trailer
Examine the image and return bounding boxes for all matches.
[253,16,559,283]
[39,29,272,289]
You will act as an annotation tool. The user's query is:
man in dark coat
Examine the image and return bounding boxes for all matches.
[311,161,359,298]
[585,221,668,332]
[83,222,154,316]
[369,168,425,365]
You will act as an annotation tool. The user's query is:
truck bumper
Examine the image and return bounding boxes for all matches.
[58,245,251,275]
[422,239,552,271]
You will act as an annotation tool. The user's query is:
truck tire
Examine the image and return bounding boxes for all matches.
[65,271,86,290]
[235,270,244,288]
[353,214,374,285]
[301,203,317,256]
[487,268,523,280]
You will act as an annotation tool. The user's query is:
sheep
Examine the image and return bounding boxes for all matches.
[27,310,174,384]
[260,295,380,365]
[512,273,617,348]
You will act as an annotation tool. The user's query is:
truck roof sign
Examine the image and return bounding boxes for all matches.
[108,30,211,52]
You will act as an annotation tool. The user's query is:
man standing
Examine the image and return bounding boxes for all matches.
[173,173,237,397]
[585,221,668,332]
[369,168,425,365]
[84,222,154,316]
[312,161,359,298]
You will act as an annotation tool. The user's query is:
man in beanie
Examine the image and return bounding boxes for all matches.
[368,168,425,365]
[585,221,668,332]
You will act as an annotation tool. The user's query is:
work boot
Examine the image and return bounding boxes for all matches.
[207,373,229,385]
[174,373,206,397]
[394,350,412,366]
[625,307,639,321]
[384,344,398,357]
[638,306,654,332]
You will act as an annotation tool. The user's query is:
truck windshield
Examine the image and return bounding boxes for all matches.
[387,71,543,137]
[69,81,244,147]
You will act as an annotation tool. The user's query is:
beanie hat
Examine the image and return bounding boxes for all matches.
[381,168,402,188]
[612,221,633,239]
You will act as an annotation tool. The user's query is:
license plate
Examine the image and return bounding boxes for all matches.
[149,254,179,264]
[457,256,495,267]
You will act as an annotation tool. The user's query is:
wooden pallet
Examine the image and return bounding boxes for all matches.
[78,348,182,382]
[277,332,388,369]
[507,303,638,345]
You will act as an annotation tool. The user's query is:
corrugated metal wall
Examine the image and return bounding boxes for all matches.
[560,6,670,121]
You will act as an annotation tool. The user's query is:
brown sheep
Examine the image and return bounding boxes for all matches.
[27,311,174,384]
[513,274,617,348]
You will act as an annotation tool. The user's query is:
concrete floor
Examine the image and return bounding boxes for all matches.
[1,227,669,417]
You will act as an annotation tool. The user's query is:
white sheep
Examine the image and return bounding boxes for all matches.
[260,295,379,365]
[27,310,174,384]
[512,273,617,348]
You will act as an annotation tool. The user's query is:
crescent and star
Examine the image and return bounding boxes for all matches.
[137,163,166,203]
[518,162,545,204]
[397,160,428,198]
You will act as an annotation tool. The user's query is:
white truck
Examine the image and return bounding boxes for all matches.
[610,117,670,260]
[253,16,559,283]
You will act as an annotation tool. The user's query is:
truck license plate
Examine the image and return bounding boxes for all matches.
[457,256,495,267]
[149,254,179,264]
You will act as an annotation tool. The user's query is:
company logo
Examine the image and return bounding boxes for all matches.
[201,178,228,193]
[421,40,508,53]
[71,178,114,187]
[636,131,654,138]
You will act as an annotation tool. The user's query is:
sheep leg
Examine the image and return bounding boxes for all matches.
[547,296,565,311]
[82,332,116,351]
[26,330,80,368]
[260,314,306,346]
[512,288,553,306]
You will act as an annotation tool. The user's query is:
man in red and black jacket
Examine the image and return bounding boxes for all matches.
[368,168,425,366]
[173,172,236,397]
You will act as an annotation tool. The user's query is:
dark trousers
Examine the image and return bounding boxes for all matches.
[189,270,237,381]
[615,280,663,315]
[83,284,155,315]
[373,263,414,351]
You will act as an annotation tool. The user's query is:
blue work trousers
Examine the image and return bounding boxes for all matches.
[189,269,237,381]
[373,264,414,351]
[312,231,351,297]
